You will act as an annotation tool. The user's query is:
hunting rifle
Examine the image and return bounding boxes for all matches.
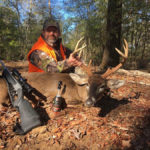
[0,60,41,135]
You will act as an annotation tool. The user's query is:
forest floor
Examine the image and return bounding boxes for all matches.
[0,61,150,150]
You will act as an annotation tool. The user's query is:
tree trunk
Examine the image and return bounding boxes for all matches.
[48,0,52,17]
[100,0,122,70]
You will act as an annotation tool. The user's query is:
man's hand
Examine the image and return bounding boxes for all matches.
[66,53,83,67]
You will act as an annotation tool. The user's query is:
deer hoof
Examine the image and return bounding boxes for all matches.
[85,98,95,107]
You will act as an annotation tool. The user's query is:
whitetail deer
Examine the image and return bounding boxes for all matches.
[0,39,128,108]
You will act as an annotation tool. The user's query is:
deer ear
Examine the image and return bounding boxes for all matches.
[107,79,125,89]
[69,73,88,85]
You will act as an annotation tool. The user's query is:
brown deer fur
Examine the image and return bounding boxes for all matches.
[0,72,125,107]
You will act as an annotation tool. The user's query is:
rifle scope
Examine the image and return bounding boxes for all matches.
[12,69,33,94]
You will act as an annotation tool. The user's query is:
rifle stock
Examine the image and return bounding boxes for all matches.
[17,98,41,134]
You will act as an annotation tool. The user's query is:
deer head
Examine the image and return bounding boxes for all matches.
[71,39,128,107]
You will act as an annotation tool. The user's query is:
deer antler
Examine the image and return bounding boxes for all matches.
[72,37,87,57]
[101,39,128,78]
[73,37,93,76]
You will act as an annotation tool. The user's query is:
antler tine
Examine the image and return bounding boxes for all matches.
[88,59,92,67]
[72,37,86,55]
[80,64,93,76]
[78,49,83,58]
[115,39,128,59]
[78,42,86,58]
[101,39,129,78]
[75,42,86,53]
[124,39,128,57]
[74,37,84,52]
[81,59,93,76]
[72,37,93,76]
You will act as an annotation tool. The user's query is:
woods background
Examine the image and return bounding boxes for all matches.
[0,0,150,71]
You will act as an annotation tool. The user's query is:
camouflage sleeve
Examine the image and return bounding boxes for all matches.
[29,50,73,73]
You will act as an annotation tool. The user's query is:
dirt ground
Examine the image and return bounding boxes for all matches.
[0,61,150,150]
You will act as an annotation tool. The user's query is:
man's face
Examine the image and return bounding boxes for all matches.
[42,26,60,47]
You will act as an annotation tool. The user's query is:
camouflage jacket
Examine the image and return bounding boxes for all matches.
[28,39,74,73]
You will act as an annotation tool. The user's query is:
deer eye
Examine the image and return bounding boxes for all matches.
[97,84,106,94]
[98,87,105,93]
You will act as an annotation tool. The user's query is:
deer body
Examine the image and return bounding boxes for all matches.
[25,73,89,104]
[0,76,9,104]
[0,71,126,108]
[0,73,89,105]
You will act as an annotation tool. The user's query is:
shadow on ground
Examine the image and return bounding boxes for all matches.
[95,96,131,117]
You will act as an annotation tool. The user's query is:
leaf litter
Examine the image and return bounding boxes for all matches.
[0,62,150,150]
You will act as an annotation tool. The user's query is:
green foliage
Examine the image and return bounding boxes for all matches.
[122,0,150,69]
[62,0,107,65]
[0,0,149,70]
[0,6,20,60]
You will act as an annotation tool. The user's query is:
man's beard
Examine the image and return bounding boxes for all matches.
[46,38,57,47]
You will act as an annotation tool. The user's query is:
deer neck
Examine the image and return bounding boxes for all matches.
[75,84,88,101]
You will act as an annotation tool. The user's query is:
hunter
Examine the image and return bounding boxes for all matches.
[27,17,82,73]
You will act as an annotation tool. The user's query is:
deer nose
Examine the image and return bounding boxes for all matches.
[85,97,96,107]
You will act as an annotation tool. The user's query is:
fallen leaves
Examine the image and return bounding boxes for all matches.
[0,68,150,149]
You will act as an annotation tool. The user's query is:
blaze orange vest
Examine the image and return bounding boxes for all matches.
[27,36,66,72]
